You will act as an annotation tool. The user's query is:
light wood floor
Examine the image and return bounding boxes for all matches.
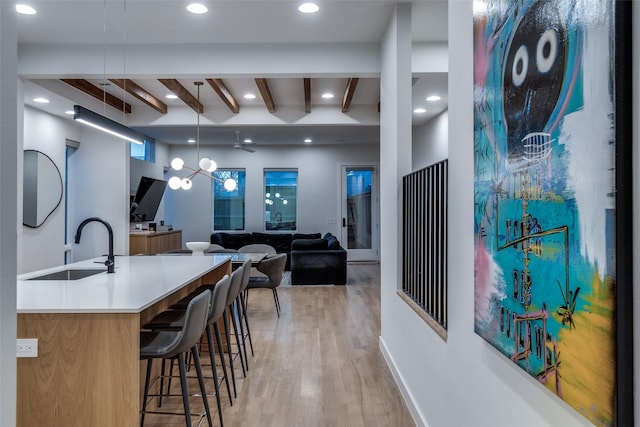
[144,263,415,427]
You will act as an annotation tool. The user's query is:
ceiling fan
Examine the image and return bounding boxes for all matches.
[233,130,256,153]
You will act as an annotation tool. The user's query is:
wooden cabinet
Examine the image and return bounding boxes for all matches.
[129,230,182,254]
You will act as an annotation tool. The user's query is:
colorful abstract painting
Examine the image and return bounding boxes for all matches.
[473,1,632,425]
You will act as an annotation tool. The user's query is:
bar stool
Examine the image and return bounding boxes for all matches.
[143,276,233,427]
[164,267,245,399]
[223,266,248,394]
[237,259,254,357]
[139,289,213,427]
[229,260,251,371]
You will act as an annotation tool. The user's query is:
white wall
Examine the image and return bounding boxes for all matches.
[379,4,440,426]
[412,42,448,73]
[0,3,17,425]
[19,106,130,270]
[412,109,448,170]
[20,106,80,273]
[380,2,636,427]
[68,125,130,261]
[163,143,378,246]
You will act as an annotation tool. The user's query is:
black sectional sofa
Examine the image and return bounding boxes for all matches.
[290,233,347,285]
[210,231,347,285]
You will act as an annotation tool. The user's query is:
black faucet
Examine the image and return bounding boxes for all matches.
[74,217,115,273]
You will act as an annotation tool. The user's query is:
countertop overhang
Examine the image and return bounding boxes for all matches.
[17,255,231,314]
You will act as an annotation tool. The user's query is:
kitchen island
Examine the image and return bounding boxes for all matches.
[16,254,232,427]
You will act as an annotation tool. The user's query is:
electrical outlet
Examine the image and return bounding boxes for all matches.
[16,338,38,358]
[327,218,337,224]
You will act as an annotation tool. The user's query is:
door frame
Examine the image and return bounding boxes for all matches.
[337,162,379,262]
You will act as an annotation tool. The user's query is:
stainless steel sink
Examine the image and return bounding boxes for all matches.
[26,269,106,281]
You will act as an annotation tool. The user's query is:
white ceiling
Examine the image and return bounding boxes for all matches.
[18,0,449,147]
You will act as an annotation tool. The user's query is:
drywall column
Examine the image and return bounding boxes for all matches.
[0,2,18,425]
[379,1,412,314]
[378,1,417,420]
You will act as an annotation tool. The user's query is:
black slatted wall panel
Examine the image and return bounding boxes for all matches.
[402,159,448,329]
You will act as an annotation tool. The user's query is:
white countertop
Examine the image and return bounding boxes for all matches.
[17,255,231,314]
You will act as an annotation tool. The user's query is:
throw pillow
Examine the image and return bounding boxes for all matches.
[291,238,328,250]
[293,232,321,240]
[252,232,293,252]
[326,236,340,250]
[220,232,253,249]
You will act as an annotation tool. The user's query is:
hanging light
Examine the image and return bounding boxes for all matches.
[168,81,236,191]
[73,0,150,146]
[224,178,237,191]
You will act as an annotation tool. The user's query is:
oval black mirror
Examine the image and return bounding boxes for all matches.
[23,149,63,228]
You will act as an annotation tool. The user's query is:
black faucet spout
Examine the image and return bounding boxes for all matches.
[74,217,115,273]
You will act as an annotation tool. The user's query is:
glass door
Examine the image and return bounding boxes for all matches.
[341,166,378,261]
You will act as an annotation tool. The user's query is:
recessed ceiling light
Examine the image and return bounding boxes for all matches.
[244,139,252,143]
[165,94,178,99]
[413,108,427,114]
[33,97,49,103]
[65,110,75,115]
[304,138,312,143]
[186,3,208,14]
[243,93,256,99]
[298,2,319,13]
[188,139,196,144]
[16,4,36,15]
[321,93,334,99]
[426,95,441,102]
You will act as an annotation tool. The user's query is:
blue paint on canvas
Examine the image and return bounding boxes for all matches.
[473,1,617,425]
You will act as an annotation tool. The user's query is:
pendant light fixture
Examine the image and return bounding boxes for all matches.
[168,81,237,192]
[73,0,147,146]
[73,105,145,144]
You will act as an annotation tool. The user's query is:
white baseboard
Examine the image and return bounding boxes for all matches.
[379,336,429,427]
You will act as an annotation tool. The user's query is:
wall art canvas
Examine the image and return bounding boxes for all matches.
[473,1,632,425]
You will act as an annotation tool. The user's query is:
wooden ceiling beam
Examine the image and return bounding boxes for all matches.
[61,79,132,113]
[304,78,311,114]
[255,78,276,113]
[206,78,239,114]
[109,79,167,114]
[158,79,203,114]
[341,77,360,113]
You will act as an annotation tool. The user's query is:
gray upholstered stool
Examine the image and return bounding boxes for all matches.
[237,259,254,356]
[139,289,213,427]
[144,276,232,427]
[223,266,248,393]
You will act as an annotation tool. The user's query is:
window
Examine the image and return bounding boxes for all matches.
[264,169,297,230]
[130,138,155,162]
[212,169,246,231]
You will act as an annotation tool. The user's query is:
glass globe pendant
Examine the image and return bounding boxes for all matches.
[224,178,237,191]
[168,81,222,191]
[168,176,182,190]
[170,157,184,171]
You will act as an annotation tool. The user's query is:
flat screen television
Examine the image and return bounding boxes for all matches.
[130,176,167,223]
